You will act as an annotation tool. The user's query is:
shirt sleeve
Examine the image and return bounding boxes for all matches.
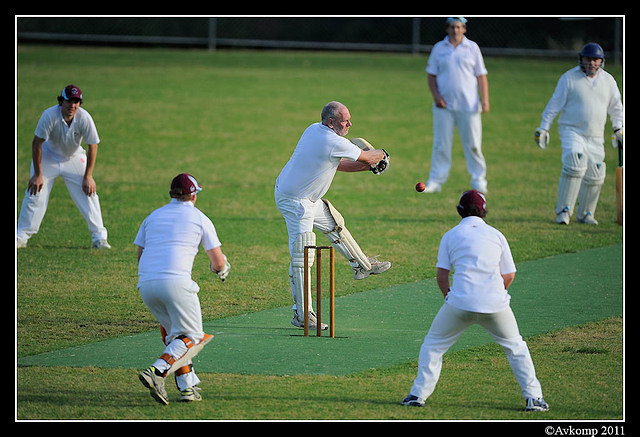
[497,232,516,274]
[473,45,488,77]
[435,233,451,270]
[606,76,624,130]
[34,109,52,140]
[425,41,443,75]
[540,73,569,131]
[80,110,100,145]
[331,137,362,161]
[200,214,222,251]
[133,220,147,248]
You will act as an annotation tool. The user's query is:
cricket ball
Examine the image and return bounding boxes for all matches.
[415,182,426,192]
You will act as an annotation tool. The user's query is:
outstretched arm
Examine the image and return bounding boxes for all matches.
[337,149,385,172]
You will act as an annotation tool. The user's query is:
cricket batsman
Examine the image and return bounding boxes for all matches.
[535,43,623,225]
[275,101,391,331]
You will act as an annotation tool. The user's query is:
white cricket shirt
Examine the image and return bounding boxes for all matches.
[275,122,362,202]
[540,66,623,137]
[134,199,221,283]
[426,36,488,112]
[436,216,516,313]
[34,105,100,160]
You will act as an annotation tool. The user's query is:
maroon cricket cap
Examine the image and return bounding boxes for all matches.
[457,189,487,216]
[171,173,203,196]
[60,85,83,102]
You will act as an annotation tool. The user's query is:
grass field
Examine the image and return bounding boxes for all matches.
[16,45,623,422]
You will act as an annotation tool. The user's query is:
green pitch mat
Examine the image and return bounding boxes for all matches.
[18,244,622,376]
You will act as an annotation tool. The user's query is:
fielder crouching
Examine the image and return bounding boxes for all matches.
[402,190,548,412]
[275,101,391,331]
[134,173,230,404]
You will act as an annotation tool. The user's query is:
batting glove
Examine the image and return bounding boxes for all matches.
[614,127,624,144]
[370,149,390,175]
[534,129,549,150]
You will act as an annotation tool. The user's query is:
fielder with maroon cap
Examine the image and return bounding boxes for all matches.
[17,84,110,249]
[134,173,231,404]
[402,190,549,412]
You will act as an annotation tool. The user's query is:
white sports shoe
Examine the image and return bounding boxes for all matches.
[421,181,441,193]
[291,310,328,331]
[525,397,549,412]
[401,394,425,407]
[556,208,570,225]
[179,386,203,402]
[92,239,112,249]
[353,257,391,280]
[139,366,169,405]
[578,212,598,225]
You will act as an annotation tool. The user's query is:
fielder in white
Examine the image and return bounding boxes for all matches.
[535,43,623,225]
[420,17,489,194]
[275,101,391,331]
[402,190,548,412]
[135,173,230,404]
[17,85,110,249]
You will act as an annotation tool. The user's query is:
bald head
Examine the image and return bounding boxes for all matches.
[321,101,352,136]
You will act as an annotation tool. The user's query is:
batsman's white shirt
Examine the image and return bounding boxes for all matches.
[436,216,516,314]
[35,105,100,160]
[540,66,623,137]
[134,199,221,283]
[275,122,362,202]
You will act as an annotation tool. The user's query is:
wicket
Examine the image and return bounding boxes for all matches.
[303,245,335,338]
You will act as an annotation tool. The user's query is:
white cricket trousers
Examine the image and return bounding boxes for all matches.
[275,189,355,312]
[274,189,343,256]
[17,150,108,244]
[409,302,543,402]
[137,278,204,390]
[428,106,487,189]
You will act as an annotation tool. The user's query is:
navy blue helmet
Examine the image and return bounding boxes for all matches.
[580,43,605,60]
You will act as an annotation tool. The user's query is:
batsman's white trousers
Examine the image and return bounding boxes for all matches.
[274,189,340,255]
[17,149,108,244]
[409,302,543,402]
[138,278,204,390]
[275,189,351,311]
[559,128,605,165]
[427,106,487,189]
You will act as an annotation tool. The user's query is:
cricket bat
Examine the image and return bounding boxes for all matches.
[615,137,623,225]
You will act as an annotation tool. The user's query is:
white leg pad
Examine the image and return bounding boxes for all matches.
[321,198,371,271]
[556,152,587,216]
[290,232,316,314]
[556,173,582,216]
[577,162,606,220]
